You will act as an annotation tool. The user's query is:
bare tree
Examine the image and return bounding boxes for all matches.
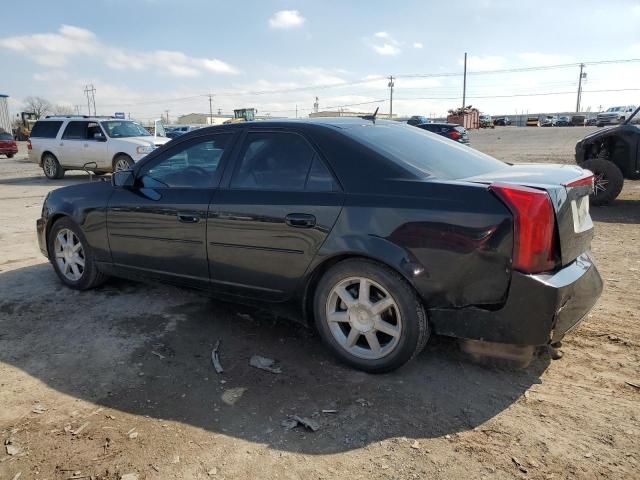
[53,104,75,115]
[23,96,53,119]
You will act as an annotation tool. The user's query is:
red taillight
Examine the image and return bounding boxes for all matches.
[447,130,461,140]
[490,183,557,273]
[27,140,32,150]
[563,173,593,188]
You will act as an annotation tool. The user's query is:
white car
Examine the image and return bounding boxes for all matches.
[28,116,171,179]
[596,105,638,126]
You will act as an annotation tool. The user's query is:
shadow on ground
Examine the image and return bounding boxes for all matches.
[0,263,552,455]
[591,198,640,225]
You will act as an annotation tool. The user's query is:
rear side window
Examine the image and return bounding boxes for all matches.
[343,122,507,180]
[62,121,89,140]
[231,132,324,191]
[30,121,63,139]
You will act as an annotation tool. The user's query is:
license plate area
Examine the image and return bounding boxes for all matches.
[571,195,592,233]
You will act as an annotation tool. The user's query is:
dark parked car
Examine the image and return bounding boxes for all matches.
[557,116,573,127]
[407,115,430,126]
[416,122,469,144]
[37,118,602,372]
[0,131,18,158]
[575,105,640,204]
[493,117,511,126]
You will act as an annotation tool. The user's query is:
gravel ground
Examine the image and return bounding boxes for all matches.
[1,129,639,480]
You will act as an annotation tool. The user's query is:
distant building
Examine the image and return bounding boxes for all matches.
[177,113,232,125]
[309,110,397,120]
[0,94,11,133]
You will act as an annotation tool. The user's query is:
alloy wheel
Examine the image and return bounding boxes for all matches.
[114,158,131,172]
[325,276,402,360]
[44,156,56,177]
[594,172,609,196]
[53,228,85,281]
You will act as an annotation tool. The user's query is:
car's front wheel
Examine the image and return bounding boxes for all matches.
[113,154,134,172]
[48,217,108,290]
[582,157,624,205]
[314,259,429,373]
[42,153,65,179]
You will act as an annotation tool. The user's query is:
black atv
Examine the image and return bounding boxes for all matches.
[575,106,640,205]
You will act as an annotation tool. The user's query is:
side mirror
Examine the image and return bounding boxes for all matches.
[94,132,106,141]
[112,169,135,188]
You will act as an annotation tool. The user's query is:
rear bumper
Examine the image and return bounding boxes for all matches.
[429,253,603,346]
[0,147,18,155]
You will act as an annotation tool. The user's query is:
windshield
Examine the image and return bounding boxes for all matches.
[101,121,151,138]
[0,132,13,140]
[343,122,507,180]
[607,107,623,112]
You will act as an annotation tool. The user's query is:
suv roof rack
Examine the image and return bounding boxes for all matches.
[43,115,117,119]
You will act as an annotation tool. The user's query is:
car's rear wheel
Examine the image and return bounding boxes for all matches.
[582,157,624,205]
[314,259,429,373]
[7,153,14,158]
[48,217,108,290]
[113,154,134,172]
[42,153,64,179]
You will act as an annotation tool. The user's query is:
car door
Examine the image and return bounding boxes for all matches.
[207,129,344,301]
[82,121,109,169]
[59,121,89,167]
[107,132,236,288]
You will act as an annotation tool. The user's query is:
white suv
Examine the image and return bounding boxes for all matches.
[28,116,171,179]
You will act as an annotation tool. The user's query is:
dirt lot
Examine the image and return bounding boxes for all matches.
[1,127,639,480]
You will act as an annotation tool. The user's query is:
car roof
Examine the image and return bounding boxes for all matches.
[38,116,135,122]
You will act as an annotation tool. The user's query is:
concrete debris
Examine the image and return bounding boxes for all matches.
[411,440,420,449]
[120,474,139,480]
[32,404,47,414]
[512,456,528,473]
[249,355,282,374]
[282,415,320,432]
[211,340,224,374]
[128,431,139,439]
[221,388,247,406]
[207,467,218,476]
[71,422,89,435]
[5,443,21,456]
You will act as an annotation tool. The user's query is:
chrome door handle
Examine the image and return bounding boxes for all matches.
[285,213,316,228]
[177,212,200,223]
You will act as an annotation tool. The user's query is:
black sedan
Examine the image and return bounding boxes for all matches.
[37,118,602,372]
[415,122,470,144]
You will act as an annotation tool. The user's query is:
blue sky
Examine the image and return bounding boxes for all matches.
[2,0,640,121]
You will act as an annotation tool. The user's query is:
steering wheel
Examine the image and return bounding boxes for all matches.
[183,165,209,177]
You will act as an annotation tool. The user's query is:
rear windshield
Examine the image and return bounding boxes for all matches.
[0,132,13,140]
[343,122,507,180]
[30,121,63,138]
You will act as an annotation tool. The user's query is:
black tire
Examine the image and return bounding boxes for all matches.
[313,259,429,373]
[42,153,65,179]
[581,157,624,206]
[7,153,14,158]
[47,217,109,290]
[112,154,134,172]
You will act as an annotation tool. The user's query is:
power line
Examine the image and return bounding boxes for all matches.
[395,87,640,102]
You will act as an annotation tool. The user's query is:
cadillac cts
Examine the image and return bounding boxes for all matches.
[36,118,603,372]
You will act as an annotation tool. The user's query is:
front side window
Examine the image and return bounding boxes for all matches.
[231,132,332,191]
[139,134,232,188]
[101,121,151,138]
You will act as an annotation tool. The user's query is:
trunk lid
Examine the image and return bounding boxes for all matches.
[464,163,593,267]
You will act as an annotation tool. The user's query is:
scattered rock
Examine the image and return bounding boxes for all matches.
[281,415,320,432]
[411,440,420,449]
[128,431,139,439]
[584,452,592,458]
[249,355,282,374]
[512,456,527,473]
[32,404,47,414]
[207,467,218,476]
[221,388,247,406]
[171,455,180,464]
[211,340,223,374]
[6,443,22,456]
[120,474,139,480]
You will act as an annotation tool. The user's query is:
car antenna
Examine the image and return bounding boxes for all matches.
[361,107,379,123]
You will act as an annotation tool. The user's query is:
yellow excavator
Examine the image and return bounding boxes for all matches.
[224,108,256,124]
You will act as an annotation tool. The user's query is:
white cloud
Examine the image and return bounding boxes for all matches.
[516,52,574,66]
[0,24,239,77]
[269,10,306,29]
[369,32,402,56]
[413,42,423,49]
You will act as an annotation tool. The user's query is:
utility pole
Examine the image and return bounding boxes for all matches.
[74,105,81,115]
[84,84,96,116]
[462,52,467,110]
[313,96,319,113]
[208,94,214,125]
[295,104,298,118]
[388,76,395,119]
[164,110,169,124]
[576,63,585,113]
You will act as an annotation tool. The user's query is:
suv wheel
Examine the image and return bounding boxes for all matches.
[42,153,65,179]
[113,154,134,172]
[48,217,108,290]
[582,157,624,205]
[314,259,429,373]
